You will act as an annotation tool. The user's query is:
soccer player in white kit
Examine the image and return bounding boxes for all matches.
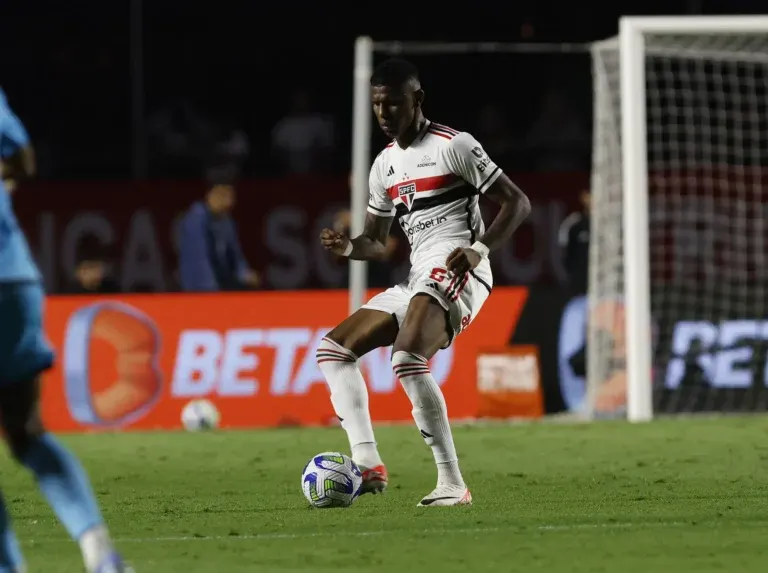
[318,59,531,506]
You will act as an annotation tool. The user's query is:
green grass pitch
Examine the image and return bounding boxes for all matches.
[3,417,768,572]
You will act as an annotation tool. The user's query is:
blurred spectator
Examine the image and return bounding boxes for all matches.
[558,189,590,295]
[146,98,217,175]
[205,115,250,176]
[64,255,120,295]
[558,189,591,382]
[271,90,335,174]
[524,89,589,171]
[178,180,260,292]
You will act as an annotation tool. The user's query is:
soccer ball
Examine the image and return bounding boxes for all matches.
[181,399,220,431]
[301,452,363,508]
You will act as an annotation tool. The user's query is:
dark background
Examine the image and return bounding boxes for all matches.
[3,1,768,415]
[1,0,765,180]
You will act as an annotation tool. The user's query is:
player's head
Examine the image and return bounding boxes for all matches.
[370,58,424,139]
[205,165,238,214]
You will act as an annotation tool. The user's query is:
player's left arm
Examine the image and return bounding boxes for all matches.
[442,132,531,274]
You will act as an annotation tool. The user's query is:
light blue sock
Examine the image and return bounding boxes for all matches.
[0,492,24,573]
[21,433,103,540]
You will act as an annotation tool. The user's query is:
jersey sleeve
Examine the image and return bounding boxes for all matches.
[366,158,395,217]
[442,131,502,193]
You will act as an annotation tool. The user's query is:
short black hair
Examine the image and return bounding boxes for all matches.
[370,58,420,88]
[205,162,239,187]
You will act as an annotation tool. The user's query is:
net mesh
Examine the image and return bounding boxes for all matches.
[589,32,768,417]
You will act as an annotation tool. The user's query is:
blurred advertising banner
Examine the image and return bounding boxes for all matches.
[476,345,544,418]
[510,288,596,415]
[13,174,587,293]
[651,285,768,414]
[41,287,528,431]
[508,291,638,417]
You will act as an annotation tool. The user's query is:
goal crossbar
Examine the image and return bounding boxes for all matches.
[372,41,589,55]
[593,36,768,64]
[614,15,768,34]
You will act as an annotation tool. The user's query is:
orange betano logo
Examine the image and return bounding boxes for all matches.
[63,302,163,427]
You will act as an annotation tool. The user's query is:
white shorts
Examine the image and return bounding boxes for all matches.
[361,246,493,347]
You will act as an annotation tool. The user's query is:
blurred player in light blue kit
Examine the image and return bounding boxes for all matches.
[0,88,132,573]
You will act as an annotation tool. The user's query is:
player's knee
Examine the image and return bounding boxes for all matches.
[320,327,364,359]
[321,330,349,351]
[3,423,43,462]
[392,319,435,357]
[316,333,359,369]
[392,328,420,355]
[1,407,45,461]
[393,294,449,356]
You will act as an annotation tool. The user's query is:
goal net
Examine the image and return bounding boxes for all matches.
[589,18,768,419]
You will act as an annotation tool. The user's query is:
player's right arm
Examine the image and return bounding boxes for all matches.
[345,211,395,261]
[320,156,395,261]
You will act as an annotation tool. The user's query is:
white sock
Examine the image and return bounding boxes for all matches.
[79,523,114,572]
[317,337,383,469]
[392,350,465,487]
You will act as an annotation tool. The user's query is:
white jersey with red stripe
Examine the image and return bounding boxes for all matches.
[361,120,502,345]
[367,119,503,264]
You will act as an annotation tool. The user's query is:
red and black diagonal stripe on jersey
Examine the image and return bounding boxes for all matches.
[394,185,476,218]
[427,123,458,141]
[386,173,460,200]
[387,173,476,217]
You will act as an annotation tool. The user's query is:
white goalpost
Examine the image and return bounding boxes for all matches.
[589,16,768,422]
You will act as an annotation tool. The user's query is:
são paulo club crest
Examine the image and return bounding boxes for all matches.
[398,182,416,210]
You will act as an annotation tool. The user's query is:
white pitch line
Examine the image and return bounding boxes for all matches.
[22,521,695,546]
[117,527,500,544]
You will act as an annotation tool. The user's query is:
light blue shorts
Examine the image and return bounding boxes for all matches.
[0,282,55,386]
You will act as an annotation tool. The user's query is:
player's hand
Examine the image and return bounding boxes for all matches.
[446,247,482,275]
[320,228,351,256]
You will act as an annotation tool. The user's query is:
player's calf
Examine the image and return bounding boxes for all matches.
[315,335,384,477]
[392,351,472,506]
[391,350,463,481]
[0,379,127,573]
[392,294,470,505]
